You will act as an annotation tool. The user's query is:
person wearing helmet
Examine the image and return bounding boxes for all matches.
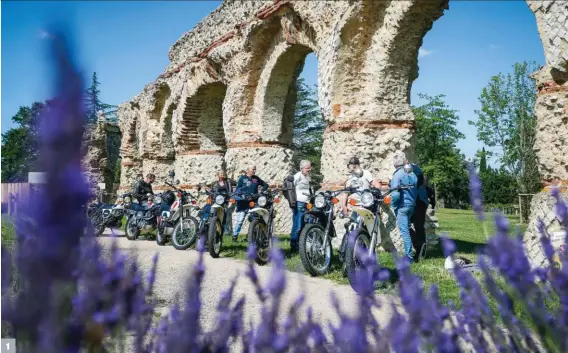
[133,173,155,205]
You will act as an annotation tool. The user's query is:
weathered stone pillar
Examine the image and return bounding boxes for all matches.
[317,0,447,252]
[523,0,568,268]
[82,116,114,202]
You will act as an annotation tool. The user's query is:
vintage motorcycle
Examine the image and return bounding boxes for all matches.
[87,192,132,236]
[157,171,200,248]
[244,189,282,265]
[125,190,176,241]
[342,185,411,294]
[204,189,235,258]
[298,188,351,276]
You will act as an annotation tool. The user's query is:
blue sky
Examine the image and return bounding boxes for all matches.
[2,1,545,161]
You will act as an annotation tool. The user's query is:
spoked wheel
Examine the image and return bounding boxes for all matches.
[207,216,223,258]
[125,217,140,240]
[344,230,373,294]
[299,224,332,276]
[171,217,199,250]
[247,219,270,265]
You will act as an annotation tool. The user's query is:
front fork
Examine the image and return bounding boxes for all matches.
[322,204,334,250]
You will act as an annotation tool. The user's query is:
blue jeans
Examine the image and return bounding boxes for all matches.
[291,201,306,242]
[395,206,415,262]
[233,209,249,237]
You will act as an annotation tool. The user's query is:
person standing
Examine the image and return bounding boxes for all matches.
[232,165,268,242]
[405,159,428,262]
[290,160,312,253]
[390,152,418,263]
[207,170,235,235]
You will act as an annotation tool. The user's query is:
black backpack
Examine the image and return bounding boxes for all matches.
[282,175,297,209]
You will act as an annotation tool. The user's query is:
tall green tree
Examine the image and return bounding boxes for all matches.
[469,61,541,193]
[1,102,50,181]
[84,72,117,123]
[478,147,488,174]
[413,93,470,208]
[292,77,325,185]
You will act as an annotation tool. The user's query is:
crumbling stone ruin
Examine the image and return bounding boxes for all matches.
[522,1,568,267]
[82,111,121,203]
[102,0,567,257]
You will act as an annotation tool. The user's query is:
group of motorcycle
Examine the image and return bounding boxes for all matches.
[86,170,410,293]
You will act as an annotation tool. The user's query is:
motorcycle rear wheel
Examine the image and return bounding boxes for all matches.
[125,217,140,240]
[299,224,332,277]
[171,216,199,250]
[207,216,223,258]
[247,219,269,266]
[344,230,372,295]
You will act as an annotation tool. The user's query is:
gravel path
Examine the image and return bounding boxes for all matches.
[98,229,401,349]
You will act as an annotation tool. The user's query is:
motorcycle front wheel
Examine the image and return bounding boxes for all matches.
[125,217,140,241]
[171,216,199,250]
[299,224,332,277]
[207,216,223,258]
[344,230,373,295]
[247,219,270,265]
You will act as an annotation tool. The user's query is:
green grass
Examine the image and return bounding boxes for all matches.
[221,209,526,304]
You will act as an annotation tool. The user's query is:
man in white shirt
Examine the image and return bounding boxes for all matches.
[340,156,381,213]
[290,160,312,253]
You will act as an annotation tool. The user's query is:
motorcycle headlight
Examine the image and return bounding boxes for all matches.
[184,195,191,203]
[215,195,225,205]
[314,194,326,208]
[361,192,374,207]
[161,211,170,219]
[124,196,131,203]
[155,196,162,204]
[258,196,267,207]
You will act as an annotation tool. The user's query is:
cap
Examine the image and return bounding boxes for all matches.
[347,156,360,167]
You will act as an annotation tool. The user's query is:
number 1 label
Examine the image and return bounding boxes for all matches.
[1,338,16,352]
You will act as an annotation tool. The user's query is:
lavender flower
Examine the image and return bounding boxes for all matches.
[468,165,485,221]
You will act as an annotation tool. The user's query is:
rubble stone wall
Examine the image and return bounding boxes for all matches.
[105,0,567,259]
[523,1,568,268]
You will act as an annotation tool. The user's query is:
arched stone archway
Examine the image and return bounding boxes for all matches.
[114,0,567,258]
[173,81,228,187]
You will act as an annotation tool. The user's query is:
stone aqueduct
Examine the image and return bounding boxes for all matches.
[85,0,567,263]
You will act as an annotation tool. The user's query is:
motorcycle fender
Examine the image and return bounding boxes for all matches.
[211,205,225,221]
[249,207,270,224]
[350,207,375,234]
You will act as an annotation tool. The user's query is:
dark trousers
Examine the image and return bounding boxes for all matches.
[410,200,427,256]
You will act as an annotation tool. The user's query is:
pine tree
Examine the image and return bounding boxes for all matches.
[292,77,325,185]
[84,72,117,124]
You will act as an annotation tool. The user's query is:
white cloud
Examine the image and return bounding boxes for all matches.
[489,44,501,49]
[418,48,432,58]
[38,29,53,40]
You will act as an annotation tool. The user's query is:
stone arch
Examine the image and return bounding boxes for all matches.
[176,82,227,153]
[256,43,313,144]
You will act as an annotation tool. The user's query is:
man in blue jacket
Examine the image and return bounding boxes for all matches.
[232,164,269,242]
[406,158,428,262]
[390,152,418,263]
